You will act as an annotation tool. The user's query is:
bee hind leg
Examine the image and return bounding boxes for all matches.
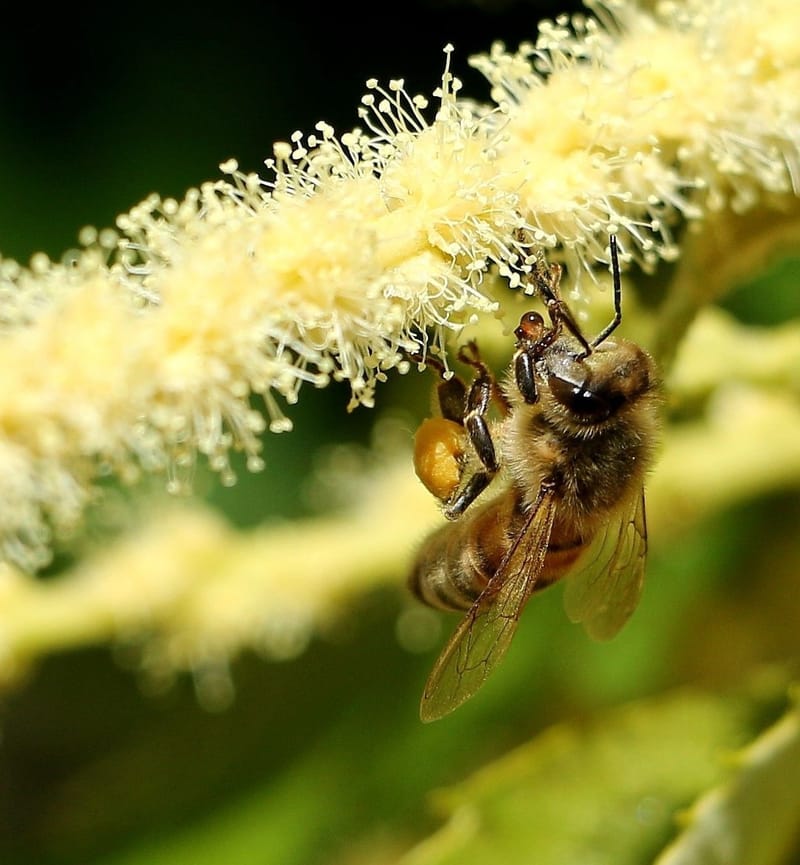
[437,341,505,520]
[457,341,504,476]
[412,341,505,520]
[444,470,492,519]
[409,350,469,424]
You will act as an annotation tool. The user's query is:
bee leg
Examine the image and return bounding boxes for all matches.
[412,341,505,520]
[514,347,538,404]
[444,470,492,519]
[458,341,502,477]
[424,357,468,423]
[437,376,468,424]
[408,350,468,423]
[534,263,592,357]
[458,342,511,416]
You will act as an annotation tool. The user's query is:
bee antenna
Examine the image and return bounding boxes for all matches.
[590,235,623,348]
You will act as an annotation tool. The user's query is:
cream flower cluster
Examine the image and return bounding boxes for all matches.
[0,0,797,572]
[2,308,800,691]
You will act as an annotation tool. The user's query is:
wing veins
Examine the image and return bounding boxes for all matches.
[420,486,557,722]
[563,489,648,641]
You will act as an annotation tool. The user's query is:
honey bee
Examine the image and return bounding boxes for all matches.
[409,236,659,722]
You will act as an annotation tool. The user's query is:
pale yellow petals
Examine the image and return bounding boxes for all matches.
[1,0,799,573]
[472,0,800,279]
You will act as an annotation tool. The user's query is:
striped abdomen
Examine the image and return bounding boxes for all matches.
[408,487,587,612]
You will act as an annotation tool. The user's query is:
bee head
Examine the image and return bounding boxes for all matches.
[511,235,654,425]
[544,340,654,427]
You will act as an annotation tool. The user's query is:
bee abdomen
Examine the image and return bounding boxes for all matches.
[541,536,588,584]
[408,522,485,611]
[409,495,519,612]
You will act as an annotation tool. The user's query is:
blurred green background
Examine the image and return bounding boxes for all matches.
[1,2,799,864]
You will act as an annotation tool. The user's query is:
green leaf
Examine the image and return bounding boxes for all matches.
[655,698,800,865]
[400,687,791,865]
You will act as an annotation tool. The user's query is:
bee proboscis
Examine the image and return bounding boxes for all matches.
[409,237,659,722]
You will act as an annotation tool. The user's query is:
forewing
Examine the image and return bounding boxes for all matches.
[563,489,648,641]
[419,488,557,723]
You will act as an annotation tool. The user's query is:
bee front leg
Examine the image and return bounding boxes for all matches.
[531,263,591,358]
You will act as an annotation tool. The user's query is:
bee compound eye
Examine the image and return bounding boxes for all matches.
[515,311,545,341]
[548,373,613,420]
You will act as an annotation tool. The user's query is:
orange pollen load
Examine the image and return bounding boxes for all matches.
[413,417,467,502]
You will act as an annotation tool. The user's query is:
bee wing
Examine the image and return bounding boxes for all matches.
[563,489,648,641]
[419,486,558,723]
